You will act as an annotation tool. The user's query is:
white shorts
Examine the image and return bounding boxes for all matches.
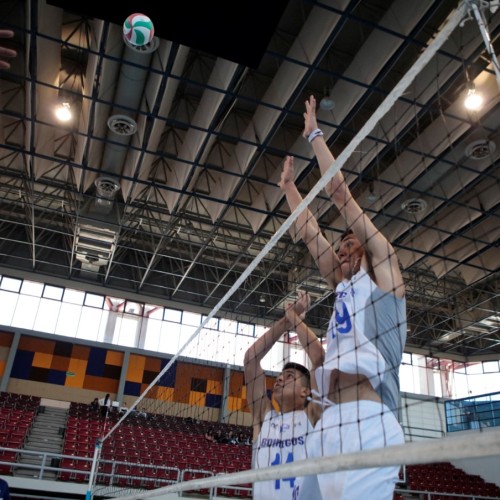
[299,400,404,500]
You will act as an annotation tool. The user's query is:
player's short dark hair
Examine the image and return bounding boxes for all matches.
[336,228,354,252]
[283,362,310,385]
[340,228,353,241]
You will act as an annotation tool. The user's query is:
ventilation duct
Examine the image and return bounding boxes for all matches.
[74,177,121,272]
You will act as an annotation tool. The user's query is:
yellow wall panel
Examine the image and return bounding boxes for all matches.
[105,350,123,366]
[207,379,223,395]
[189,391,205,407]
[127,354,146,383]
[227,395,243,412]
[151,386,174,401]
[66,358,87,388]
[32,352,52,369]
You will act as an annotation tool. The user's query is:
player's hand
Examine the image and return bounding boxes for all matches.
[302,95,319,139]
[0,30,17,70]
[278,156,294,190]
[293,290,311,319]
[284,302,300,328]
[285,290,311,319]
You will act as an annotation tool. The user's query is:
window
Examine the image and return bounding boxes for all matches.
[85,293,105,308]
[43,285,64,300]
[63,288,85,305]
[1,276,22,292]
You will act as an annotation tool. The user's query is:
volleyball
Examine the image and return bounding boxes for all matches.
[123,13,154,47]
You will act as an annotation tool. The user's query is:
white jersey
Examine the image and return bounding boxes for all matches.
[253,409,314,500]
[315,268,406,415]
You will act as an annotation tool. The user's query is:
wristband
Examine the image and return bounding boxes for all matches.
[308,128,323,143]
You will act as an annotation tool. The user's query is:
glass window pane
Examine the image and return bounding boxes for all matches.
[483,361,499,373]
[124,301,142,315]
[114,315,140,347]
[85,293,104,308]
[158,322,182,354]
[147,305,164,320]
[164,308,182,323]
[55,303,81,336]
[220,318,237,333]
[21,280,44,296]
[11,295,40,330]
[34,299,62,333]
[95,310,110,343]
[76,307,104,341]
[238,322,254,336]
[183,311,201,327]
[63,288,85,305]
[202,315,219,330]
[402,352,412,364]
[1,276,22,292]
[234,333,254,366]
[143,316,162,351]
[466,363,483,375]
[178,324,197,352]
[0,290,18,325]
[43,285,64,301]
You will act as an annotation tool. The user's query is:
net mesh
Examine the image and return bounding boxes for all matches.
[85,1,500,498]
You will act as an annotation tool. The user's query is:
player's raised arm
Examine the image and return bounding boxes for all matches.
[279,155,341,289]
[303,95,404,297]
[244,316,287,439]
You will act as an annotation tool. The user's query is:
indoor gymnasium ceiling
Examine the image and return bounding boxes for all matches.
[0,0,499,361]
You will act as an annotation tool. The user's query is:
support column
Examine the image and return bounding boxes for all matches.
[0,330,21,392]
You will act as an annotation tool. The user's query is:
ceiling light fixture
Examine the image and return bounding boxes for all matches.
[55,101,72,122]
[464,81,484,111]
[319,88,335,111]
[367,182,379,202]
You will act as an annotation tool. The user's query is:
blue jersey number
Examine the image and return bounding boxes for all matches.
[333,301,352,338]
[271,452,295,489]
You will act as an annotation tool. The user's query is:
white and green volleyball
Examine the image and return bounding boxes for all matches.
[123,13,154,47]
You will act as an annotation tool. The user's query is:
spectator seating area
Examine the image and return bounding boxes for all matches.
[0,392,41,474]
[402,462,500,499]
[60,402,253,495]
[0,393,499,499]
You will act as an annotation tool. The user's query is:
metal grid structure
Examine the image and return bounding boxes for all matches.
[0,0,499,359]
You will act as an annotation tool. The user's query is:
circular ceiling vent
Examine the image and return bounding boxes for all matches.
[465,139,496,160]
[95,177,120,199]
[107,115,137,136]
[401,198,427,214]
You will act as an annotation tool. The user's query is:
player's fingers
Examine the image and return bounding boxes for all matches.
[0,30,15,39]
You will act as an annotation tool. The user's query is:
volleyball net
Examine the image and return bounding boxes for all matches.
[89,0,500,498]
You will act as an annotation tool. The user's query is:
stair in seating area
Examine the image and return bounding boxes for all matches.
[13,405,68,480]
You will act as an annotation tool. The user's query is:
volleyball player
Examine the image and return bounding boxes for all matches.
[278,95,406,499]
[244,291,323,500]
